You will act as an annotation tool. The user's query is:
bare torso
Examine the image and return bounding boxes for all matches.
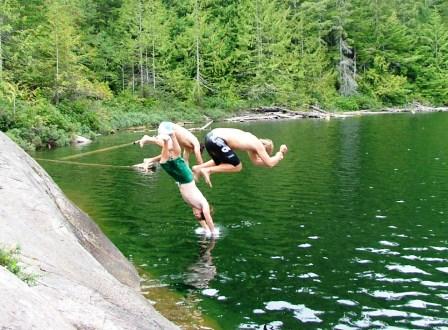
[178,181,208,210]
[173,124,200,151]
[210,128,259,151]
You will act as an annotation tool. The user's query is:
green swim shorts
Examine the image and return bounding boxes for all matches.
[160,157,194,184]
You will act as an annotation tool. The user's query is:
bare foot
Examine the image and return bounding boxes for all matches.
[200,168,212,188]
[280,144,288,155]
[192,166,201,182]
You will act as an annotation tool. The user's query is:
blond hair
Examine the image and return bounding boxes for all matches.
[259,138,274,155]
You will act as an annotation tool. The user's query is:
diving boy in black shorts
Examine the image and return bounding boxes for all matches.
[193,128,288,187]
[204,131,241,167]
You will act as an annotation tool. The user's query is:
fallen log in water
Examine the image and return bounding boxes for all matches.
[225,109,328,122]
[226,103,448,123]
[188,120,214,132]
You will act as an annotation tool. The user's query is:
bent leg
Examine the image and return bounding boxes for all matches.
[200,162,242,188]
[183,148,191,164]
[170,132,182,158]
[192,159,216,181]
[160,138,170,163]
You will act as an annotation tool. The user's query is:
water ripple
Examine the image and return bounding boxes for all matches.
[386,264,431,275]
[264,301,323,323]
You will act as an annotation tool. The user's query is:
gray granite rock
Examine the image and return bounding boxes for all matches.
[0,132,179,330]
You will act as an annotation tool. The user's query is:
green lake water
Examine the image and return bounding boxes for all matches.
[34,113,448,329]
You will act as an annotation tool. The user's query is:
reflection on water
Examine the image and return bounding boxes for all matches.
[184,238,217,289]
[34,113,448,329]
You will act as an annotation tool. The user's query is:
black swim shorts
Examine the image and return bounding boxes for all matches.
[204,132,241,166]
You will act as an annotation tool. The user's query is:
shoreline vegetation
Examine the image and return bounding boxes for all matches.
[4,99,448,153]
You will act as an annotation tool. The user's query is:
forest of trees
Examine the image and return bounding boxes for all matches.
[0,0,447,150]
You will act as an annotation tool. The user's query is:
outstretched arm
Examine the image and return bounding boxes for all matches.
[248,144,288,168]
[142,155,162,172]
[202,203,215,234]
[136,135,161,148]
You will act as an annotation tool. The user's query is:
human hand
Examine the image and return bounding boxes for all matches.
[138,135,151,148]
[280,144,288,155]
[142,159,149,173]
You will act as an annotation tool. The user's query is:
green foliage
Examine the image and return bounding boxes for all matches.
[360,56,409,104]
[0,246,37,285]
[7,126,71,151]
[327,94,382,111]
[1,0,448,149]
[331,96,360,111]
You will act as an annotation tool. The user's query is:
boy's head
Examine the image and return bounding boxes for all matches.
[259,138,274,155]
[192,208,204,220]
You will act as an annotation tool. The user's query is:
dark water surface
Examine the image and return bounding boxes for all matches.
[34,113,448,329]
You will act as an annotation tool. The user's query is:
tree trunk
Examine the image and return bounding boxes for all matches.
[152,39,156,89]
[13,95,16,120]
[195,0,200,90]
[139,1,144,96]
[122,64,125,91]
[145,48,149,85]
[55,33,60,105]
[255,0,262,73]
[132,62,135,94]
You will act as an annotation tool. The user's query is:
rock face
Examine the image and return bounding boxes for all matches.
[0,132,179,330]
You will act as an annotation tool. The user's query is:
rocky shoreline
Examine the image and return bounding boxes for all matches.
[0,132,178,329]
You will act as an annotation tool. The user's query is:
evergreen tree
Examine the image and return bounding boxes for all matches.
[142,0,170,93]
[288,0,336,105]
[232,0,292,103]
[0,0,18,82]
[329,0,357,96]
[414,9,448,103]
[116,0,146,95]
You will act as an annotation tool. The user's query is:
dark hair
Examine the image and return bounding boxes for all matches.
[200,143,205,154]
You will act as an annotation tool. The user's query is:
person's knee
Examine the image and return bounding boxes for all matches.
[235,162,243,171]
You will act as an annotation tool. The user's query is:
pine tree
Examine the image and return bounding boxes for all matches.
[232,0,292,103]
[195,1,238,101]
[414,9,448,103]
[116,0,146,95]
[288,0,336,105]
[43,0,90,103]
[331,0,357,96]
[142,0,170,92]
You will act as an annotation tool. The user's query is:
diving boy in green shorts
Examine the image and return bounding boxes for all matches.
[158,122,217,237]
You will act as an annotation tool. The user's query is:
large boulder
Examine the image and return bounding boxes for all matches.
[0,132,179,330]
